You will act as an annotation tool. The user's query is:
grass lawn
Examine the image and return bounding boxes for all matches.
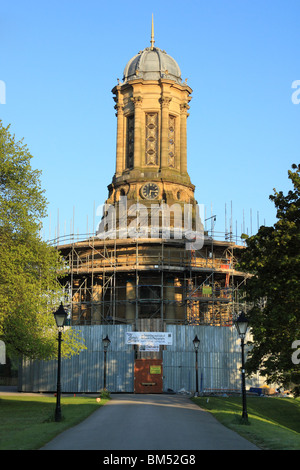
[1,393,299,451]
[192,396,300,450]
[0,394,108,450]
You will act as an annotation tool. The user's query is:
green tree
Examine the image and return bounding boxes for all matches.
[0,121,85,359]
[238,164,300,395]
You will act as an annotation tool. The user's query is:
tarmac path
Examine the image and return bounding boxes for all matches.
[40,393,259,451]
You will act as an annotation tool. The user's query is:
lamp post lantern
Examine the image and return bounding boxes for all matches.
[102,335,111,390]
[193,335,200,396]
[53,302,68,422]
[234,312,249,422]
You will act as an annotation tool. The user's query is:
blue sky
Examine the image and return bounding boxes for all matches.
[1,0,299,243]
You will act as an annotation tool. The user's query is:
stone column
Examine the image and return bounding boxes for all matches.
[160,97,172,169]
[180,102,189,174]
[126,280,136,322]
[91,283,102,324]
[115,101,124,176]
[132,96,143,169]
[165,277,175,321]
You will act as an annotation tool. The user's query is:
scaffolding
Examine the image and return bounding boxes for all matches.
[55,230,249,328]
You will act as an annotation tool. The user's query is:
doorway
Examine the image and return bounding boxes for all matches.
[134,359,163,393]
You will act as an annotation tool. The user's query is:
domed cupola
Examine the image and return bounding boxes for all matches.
[123,47,182,84]
[122,17,182,84]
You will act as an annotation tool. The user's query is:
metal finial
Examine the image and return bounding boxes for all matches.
[150,14,155,50]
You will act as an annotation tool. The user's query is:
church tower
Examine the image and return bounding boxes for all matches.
[58,20,246,334]
[102,18,198,236]
[21,20,253,396]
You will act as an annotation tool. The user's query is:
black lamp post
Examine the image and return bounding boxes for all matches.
[193,335,200,396]
[53,302,68,422]
[102,334,111,389]
[234,312,249,422]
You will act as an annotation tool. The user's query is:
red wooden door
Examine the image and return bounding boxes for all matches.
[134,359,163,393]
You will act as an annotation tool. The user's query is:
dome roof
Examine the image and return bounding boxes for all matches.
[123,46,182,84]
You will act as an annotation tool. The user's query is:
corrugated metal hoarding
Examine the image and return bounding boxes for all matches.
[19,325,258,393]
[20,325,135,393]
[163,325,254,393]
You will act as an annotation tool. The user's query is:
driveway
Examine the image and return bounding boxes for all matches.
[40,393,259,450]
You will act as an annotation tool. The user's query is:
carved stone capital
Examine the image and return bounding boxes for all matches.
[131,96,143,107]
[114,103,124,116]
[180,102,190,114]
[160,96,172,108]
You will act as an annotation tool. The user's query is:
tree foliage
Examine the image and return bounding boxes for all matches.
[238,164,300,395]
[0,121,85,359]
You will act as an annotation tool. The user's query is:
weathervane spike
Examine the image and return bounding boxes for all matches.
[150,14,155,50]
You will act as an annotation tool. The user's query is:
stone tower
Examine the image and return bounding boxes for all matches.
[99,19,200,239]
[58,21,246,332]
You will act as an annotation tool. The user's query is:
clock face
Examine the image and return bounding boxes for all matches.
[141,182,159,200]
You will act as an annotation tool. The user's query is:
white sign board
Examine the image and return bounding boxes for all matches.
[139,344,160,352]
[126,332,173,346]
